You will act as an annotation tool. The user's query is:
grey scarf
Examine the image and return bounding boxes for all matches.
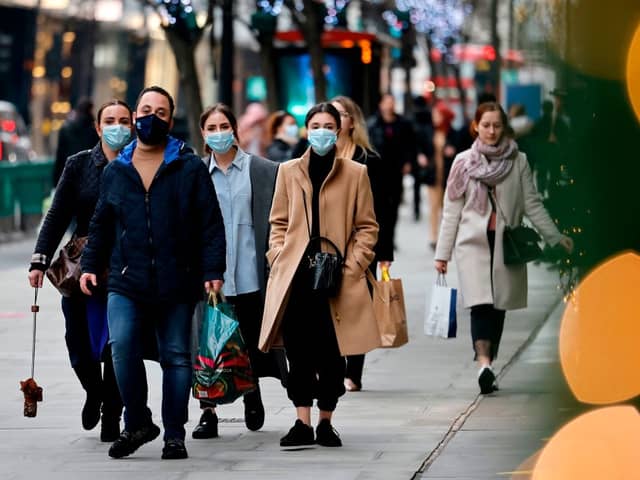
[447,138,518,214]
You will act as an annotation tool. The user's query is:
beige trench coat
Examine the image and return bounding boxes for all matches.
[435,151,563,310]
[258,152,380,356]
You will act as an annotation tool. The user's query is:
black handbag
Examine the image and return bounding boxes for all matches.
[489,188,542,265]
[301,189,343,297]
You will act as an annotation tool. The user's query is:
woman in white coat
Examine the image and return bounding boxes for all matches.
[434,102,573,394]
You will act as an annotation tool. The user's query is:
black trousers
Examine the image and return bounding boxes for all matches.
[469,230,506,362]
[282,270,345,412]
[61,295,122,418]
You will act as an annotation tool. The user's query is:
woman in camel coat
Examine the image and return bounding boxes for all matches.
[435,102,573,395]
[259,103,379,448]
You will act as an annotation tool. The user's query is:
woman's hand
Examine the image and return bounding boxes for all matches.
[558,236,574,254]
[379,261,392,271]
[80,273,97,296]
[204,279,224,294]
[434,260,448,274]
[28,270,44,288]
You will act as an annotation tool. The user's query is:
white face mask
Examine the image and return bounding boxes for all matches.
[284,124,299,140]
[307,128,337,156]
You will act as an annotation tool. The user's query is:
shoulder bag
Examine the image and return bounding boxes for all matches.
[489,186,542,265]
[301,188,343,297]
[46,235,88,297]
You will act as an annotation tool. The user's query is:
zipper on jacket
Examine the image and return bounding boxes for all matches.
[145,192,156,270]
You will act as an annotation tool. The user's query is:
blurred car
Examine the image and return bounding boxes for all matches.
[0,100,35,163]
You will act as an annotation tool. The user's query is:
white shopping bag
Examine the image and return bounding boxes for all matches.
[424,274,457,338]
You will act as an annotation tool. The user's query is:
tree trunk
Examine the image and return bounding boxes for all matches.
[259,35,279,112]
[450,62,468,121]
[285,0,327,103]
[489,0,502,100]
[165,29,204,154]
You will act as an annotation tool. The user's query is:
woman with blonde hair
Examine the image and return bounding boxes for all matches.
[330,95,393,392]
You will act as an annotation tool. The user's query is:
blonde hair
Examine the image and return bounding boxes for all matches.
[330,96,374,153]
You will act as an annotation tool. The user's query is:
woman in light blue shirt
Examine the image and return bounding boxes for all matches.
[192,103,284,439]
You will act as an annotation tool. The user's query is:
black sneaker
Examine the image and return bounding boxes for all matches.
[243,390,265,432]
[192,410,218,439]
[280,420,315,449]
[161,439,188,460]
[81,393,102,430]
[100,416,121,443]
[315,419,342,447]
[478,366,496,394]
[108,423,161,458]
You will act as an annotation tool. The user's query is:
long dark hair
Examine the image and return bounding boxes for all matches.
[199,103,239,154]
[96,99,132,124]
[304,102,341,130]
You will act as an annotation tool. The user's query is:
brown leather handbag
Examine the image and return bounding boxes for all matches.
[46,236,88,297]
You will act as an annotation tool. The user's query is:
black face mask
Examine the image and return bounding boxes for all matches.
[135,114,170,146]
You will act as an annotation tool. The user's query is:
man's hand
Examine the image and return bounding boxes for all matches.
[417,153,429,167]
[80,273,97,296]
[204,279,224,294]
[28,270,44,288]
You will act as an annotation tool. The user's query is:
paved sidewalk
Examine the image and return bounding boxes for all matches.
[0,196,563,480]
[419,301,586,479]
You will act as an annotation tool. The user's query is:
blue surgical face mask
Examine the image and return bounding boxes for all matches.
[284,124,299,140]
[205,131,235,154]
[307,128,337,156]
[101,124,131,151]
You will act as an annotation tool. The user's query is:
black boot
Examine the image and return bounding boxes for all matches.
[73,363,103,430]
[192,409,218,439]
[243,385,265,432]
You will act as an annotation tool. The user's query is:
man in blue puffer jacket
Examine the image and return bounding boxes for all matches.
[80,86,226,460]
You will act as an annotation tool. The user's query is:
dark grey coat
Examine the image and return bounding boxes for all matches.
[203,152,279,298]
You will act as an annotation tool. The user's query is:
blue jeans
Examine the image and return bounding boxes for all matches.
[107,292,194,440]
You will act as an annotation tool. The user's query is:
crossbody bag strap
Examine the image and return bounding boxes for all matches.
[487,185,511,228]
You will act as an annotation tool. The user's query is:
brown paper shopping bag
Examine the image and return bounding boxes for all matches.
[366,270,408,348]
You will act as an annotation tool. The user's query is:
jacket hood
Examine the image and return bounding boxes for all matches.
[116,136,189,166]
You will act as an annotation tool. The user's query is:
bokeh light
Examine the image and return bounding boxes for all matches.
[559,252,640,404]
[626,22,640,122]
[532,406,640,479]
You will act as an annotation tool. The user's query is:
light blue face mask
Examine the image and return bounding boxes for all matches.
[307,128,337,156]
[284,123,299,140]
[206,131,235,154]
[102,124,131,151]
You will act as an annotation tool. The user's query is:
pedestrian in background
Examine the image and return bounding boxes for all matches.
[192,103,285,440]
[331,95,393,392]
[237,102,268,156]
[411,95,435,223]
[53,97,100,187]
[260,102,379,448]
[80,86,226,460]
[265,110,299,162]
[28,99,133,442]
[367,93,415,250]
[434,102,573,394]
[428,101,457,250]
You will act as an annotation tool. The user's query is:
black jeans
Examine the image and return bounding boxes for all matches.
[469,230,506,361]
[282,269,345,412]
